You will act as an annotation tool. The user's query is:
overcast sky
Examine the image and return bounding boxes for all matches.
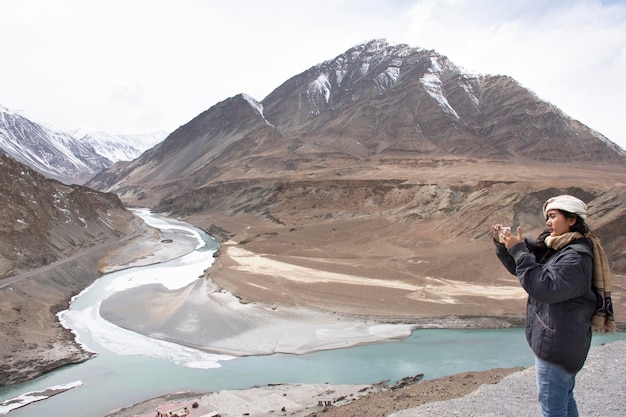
[2,0,625,150]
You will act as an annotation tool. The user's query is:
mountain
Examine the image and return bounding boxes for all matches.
[69,128,167,166]
[88,40,625,197]
[261,39,625,161]
[0,105,166,184]
[0,106,110,183]
[87,39,626,321]
[274,40,625,159]
[0,153,146,385]
[88,40,625,203]
[0,154,136,278]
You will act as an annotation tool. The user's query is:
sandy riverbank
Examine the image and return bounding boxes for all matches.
[105,367,523,417]
[93,212,625,417]
[100,276,414,356]
[100,232,526,359]
[99,209,204,274]
[99,228,417,358]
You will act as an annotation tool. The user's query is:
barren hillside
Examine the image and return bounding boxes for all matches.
[86,40,626,328]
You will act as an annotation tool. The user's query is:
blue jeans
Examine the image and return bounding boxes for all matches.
[535,356,579,417]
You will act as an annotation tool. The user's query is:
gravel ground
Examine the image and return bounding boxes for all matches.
[390,340,626,417]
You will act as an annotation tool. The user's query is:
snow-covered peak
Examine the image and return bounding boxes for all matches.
[303,39,415,111]
[0,104,167,183]
[69,128,167,162]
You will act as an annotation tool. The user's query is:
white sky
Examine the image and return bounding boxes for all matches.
[1,0,625,150]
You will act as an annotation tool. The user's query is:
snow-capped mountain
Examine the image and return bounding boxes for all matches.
[0,105,166,184]
[69,128,167,164]
[86,39,626,277]
[90,39,626,201]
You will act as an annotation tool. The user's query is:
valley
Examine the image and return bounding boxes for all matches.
[172,158,626,325]
[1,39,625,416]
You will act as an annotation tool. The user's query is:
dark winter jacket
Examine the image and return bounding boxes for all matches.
[495,238,596,373]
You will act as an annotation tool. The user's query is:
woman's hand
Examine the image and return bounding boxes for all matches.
[502,226,523,248]
[491,225,523,248]
[491,224,504,242]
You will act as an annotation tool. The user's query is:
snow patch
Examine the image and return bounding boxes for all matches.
[0,381,82,415]
[420,56,460,119]
[335,69,347,85]
[241,93,264,116]
[306,73,332,115]
[241,94,274,127]
[374,60,402,90]
[359,62,370,75]
[459,74,480,107]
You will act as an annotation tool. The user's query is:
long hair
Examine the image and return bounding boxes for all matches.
[526,209,589,262]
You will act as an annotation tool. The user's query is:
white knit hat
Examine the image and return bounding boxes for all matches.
[543,195,587,220]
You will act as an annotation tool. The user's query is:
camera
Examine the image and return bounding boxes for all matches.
[498,226,511,243]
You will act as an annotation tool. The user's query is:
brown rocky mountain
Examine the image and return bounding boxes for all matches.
[0,154,135,278]
[86,40,625,329]
[87,39,625,254]
[2,38,625,390]
[88,39,624,196]
[0,154,142,385]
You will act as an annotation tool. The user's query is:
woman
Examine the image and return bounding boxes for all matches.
[492,194,614,417]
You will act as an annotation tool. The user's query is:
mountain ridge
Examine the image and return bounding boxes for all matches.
[0,154,137,278]
[0,105,166,184]
[87,39,625,207]
[0,153,147,385]
[84,40,626,284]
[260,39,624,160]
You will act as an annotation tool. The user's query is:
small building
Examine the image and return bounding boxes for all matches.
[156,401,189,417]
[318,398,333,407]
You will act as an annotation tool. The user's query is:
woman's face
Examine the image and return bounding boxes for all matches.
[545,209,576,236]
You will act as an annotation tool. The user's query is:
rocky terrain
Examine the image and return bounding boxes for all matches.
[189,160,626,326]
[0,154,143,386]
[0,155,137,279]
[105,368,522,417]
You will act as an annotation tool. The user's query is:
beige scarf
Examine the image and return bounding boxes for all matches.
[545,232,616,333]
